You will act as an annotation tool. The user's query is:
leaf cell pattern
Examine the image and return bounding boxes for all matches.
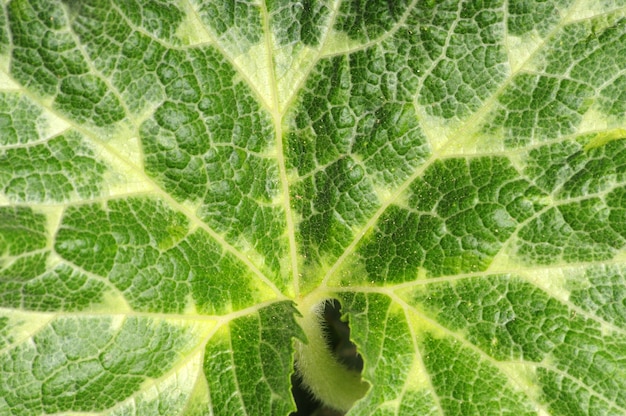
[0,1,625,415]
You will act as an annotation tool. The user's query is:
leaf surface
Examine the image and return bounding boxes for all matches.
[1,1,625,415]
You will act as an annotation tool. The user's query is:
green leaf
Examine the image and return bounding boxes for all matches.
[1,1,625,415]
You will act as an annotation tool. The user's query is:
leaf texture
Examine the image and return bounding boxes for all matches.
[1,1,625,415]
